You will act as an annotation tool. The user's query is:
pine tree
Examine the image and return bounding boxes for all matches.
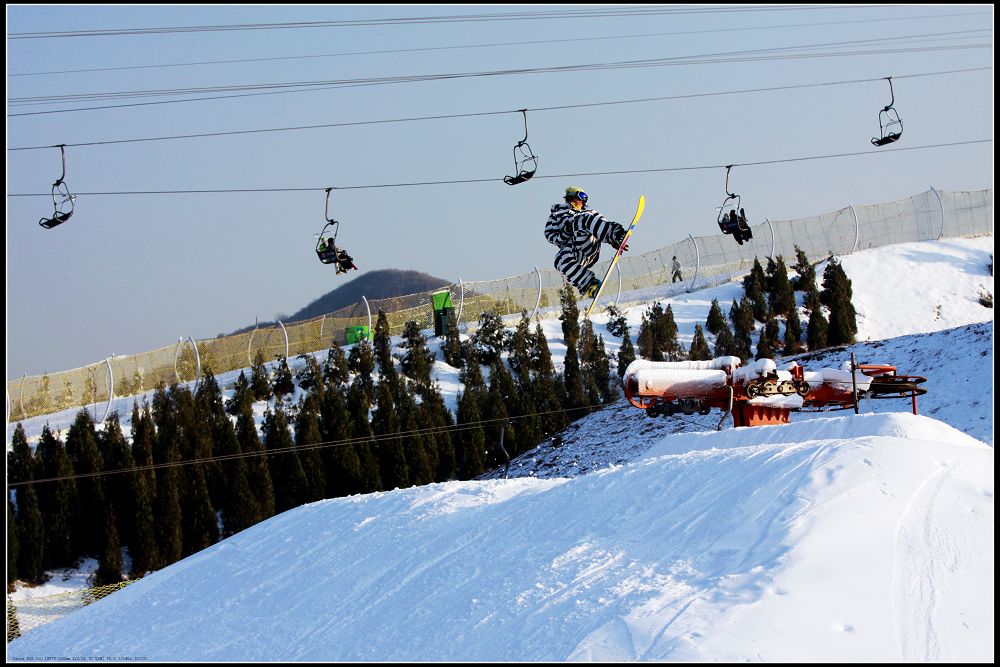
[783,308,803,355]
[129,403,161,573]
[196,374,258,538]
[636,305,662,361]
[397,389,434,486]
[743,258,768,322]
[688,324,712,360]
[455,348,488,479]
[263,404,310,513]
[472,309,507,366]
[792,246,821,311]
[756,308,779,360]
[249,351,272,400]
[400,320,435,390]
[97,414,138,566]
[616,324,637,379]
[226,371,253,416]
[16,484,46,584]
[66,409,108,557]
[531,321,568,438]
[767,255,797,317]
[372,310,401,398]
[227,398,270,527]
[507,311,534,386]
[706,298,726,335]
[7,499,20,588]
[807,307,830,350]
[295,354,324,395]
[270,355,295,400]
[150,386,184,566]
[713,320,738,358]
[346,381,382,493]
[559,284,589,411]
[35,425,80,568]
[821,259,858,346]
[730,298,755,361]
[169,386,220,558]
[294,392,328,501]
[347,340,376,406]
[323,344,351,388]
[420,382,457,482]
[604,304,628,338]
[577,319,606,406]
[319,381,363,497]
[93,505,123,586]
[372,380,409,490]
[442,308,465,368]
[657,304,682,360]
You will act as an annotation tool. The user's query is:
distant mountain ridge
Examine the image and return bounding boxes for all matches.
[225,269,452,335]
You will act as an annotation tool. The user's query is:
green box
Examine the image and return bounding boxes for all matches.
[431,289,453,312]
[344,325,370,344]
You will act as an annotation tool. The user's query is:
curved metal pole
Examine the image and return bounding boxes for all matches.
[530,266,542,320]
[278,320,289,360]
[688,235,700,291]
[764,217,775,260]
[19,374,27,422]
[612,261,623,309]
[100,357,113,423]
[248,317,258,367]
[362,296,372,338]
[930,186,945,239]
[456,279,464,328]
[848,204,860,254]
[318,315,326,349]
[189,337,202,386]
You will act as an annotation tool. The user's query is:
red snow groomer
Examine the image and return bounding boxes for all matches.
[622,356,926,428]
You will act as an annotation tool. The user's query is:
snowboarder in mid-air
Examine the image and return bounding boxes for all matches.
[545,186,629,298]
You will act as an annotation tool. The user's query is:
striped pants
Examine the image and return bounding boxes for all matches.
[554,238,601,291]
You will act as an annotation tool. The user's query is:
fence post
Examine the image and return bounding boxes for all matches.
[849,204,860,254]
[530,267,542,320]
[18,374,26,422]
[277,320,289,360]
[612,261,623,309]
[247,318,258,367]
[362,296,372,337]
[98,357,113,424]
[765,217,775,260]
[318,315,326,349]
[688,235,700,291]
[930,186,945,239]
[456,279,464,329]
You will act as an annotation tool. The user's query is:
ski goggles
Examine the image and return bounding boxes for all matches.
[574,191,588,203]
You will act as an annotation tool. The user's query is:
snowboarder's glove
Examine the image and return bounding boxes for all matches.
[608,226,628,250]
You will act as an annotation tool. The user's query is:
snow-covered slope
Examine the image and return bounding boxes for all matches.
[7,413,992,662]
[6,236,994,661]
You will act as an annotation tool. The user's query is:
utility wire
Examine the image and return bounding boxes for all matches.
[7,67,990,152]
[6,140,992,198]
[5,5,901,40]
[9,30,987,103]
[8,11,987,77]
[8,36,991,116]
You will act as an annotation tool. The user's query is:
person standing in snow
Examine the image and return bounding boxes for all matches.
[671,256,684,283]
[544,186,628,298]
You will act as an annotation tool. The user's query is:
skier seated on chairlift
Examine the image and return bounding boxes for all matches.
[320,238,357,275]
[723,208,752,244]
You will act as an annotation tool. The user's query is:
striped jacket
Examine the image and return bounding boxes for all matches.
[544,202,624,267]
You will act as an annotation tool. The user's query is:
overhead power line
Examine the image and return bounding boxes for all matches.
[5,5,902,40]
[6,67,991,152]
[7,32,991,116]
[6,140,992,198]
[8,11,988,77]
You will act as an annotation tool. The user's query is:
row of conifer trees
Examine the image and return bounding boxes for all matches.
[7,248,853,588]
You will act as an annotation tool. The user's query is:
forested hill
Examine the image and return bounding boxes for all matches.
[226,269,452,334]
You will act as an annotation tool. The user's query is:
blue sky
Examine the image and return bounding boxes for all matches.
[6,4,993,378]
